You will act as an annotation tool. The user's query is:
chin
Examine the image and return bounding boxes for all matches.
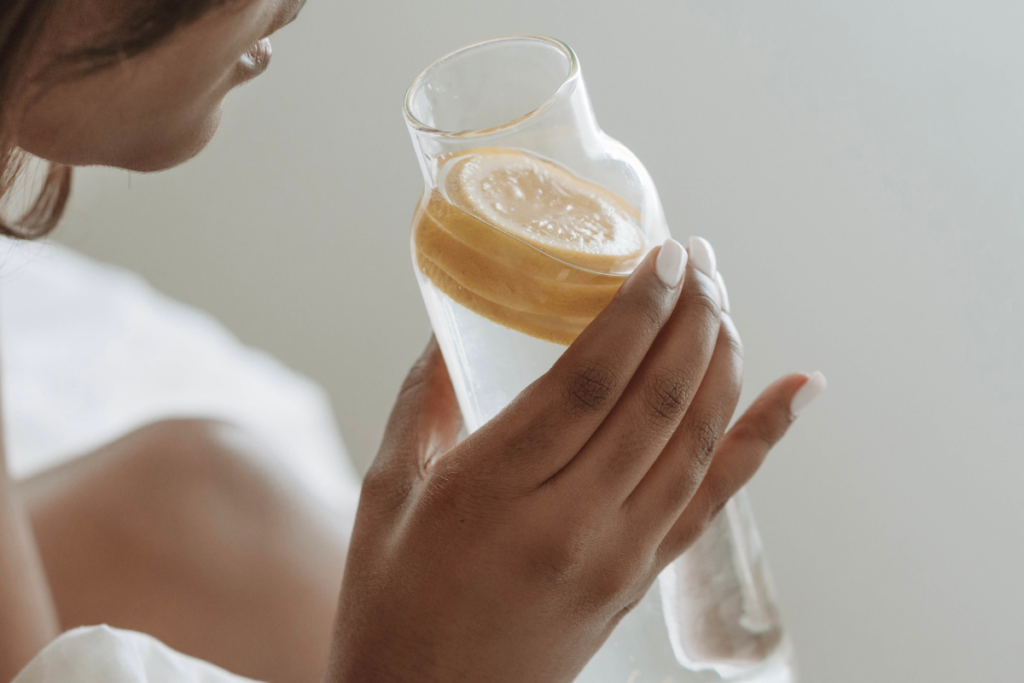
[19,103,227,173]
[116,106,225,173]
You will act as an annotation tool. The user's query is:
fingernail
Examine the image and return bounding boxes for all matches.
[791,371,827,415]
[688,236,717,279]
[655,238,687,288]
[715,271,731,313]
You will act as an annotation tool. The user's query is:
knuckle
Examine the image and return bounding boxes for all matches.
[358,462,414,512]
[580,561,643,612]
[660,471,701,513]
[421,467,503,527]
[523,526,588,587]
[642,371,695,425]
[683,283,721,321]
[563,360,620,415]
[687,413,723,468]
[731,412,793,450]
[499,414,555,464]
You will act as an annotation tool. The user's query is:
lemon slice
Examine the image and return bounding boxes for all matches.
[413,147,648,345]
[444,148,645,273]
[414,194,623,318]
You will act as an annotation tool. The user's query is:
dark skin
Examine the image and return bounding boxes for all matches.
[329,250,807,682]
[2,1,815,680]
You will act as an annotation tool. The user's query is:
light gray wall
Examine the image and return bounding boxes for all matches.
[55,1,1023,681]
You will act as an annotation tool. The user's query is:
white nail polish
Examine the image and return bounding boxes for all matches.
[715,271,731,313]
[791,371,827,415]
[689,236,717,279]
[655,238,687,288]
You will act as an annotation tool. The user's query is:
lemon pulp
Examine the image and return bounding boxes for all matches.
[412,147,646,346]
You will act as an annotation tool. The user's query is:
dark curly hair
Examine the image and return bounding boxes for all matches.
[0,0,238,239]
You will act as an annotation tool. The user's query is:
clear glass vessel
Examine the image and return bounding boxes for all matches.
[404,35,795,683]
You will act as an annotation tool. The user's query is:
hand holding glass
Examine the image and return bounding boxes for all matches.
[405,36,794,682]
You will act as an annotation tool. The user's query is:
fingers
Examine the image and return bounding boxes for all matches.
[555,245,726,496]
[368,337,463,485]
[471,240,687,483]
[656,372,821,564]
[625,312,743,526]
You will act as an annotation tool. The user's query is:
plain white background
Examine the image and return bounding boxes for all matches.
[50,1,1022,681]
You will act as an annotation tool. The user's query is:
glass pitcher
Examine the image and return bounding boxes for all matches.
[403,35,795,683]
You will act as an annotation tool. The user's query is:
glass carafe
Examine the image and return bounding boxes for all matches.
[404,35,795,683]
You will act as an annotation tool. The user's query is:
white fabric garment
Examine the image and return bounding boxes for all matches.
[1,237,363,680]
[13,627,261,683]
[0,237,361,519]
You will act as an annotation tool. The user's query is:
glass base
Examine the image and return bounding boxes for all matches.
[577,579,796,683]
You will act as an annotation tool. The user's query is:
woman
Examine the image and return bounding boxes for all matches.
[0,0,825,681]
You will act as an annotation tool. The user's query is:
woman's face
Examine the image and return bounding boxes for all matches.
[13,0,307,171]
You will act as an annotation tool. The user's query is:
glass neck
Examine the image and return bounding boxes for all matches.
[404,36,601,189]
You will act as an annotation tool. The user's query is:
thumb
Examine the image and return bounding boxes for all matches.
[372,336,463,483]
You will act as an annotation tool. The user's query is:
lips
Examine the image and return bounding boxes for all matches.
[238,37,273,79]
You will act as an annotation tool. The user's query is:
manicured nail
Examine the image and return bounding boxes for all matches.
[655,238,687,288]
[791,371,827,415]
[715,271,731,313]
[688,236,717,279]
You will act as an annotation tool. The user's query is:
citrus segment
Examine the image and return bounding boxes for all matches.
[444,148,645,273]
[412,147,647,345]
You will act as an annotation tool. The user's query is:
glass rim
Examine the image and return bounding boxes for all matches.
[403,35,580,139]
